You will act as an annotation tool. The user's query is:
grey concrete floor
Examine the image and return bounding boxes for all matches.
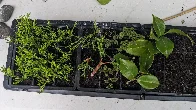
[1,0,196,109]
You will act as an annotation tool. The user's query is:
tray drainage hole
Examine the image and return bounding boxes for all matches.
[140,93,145,100]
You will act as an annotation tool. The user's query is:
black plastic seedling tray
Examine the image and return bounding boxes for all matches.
[3,19,196,101]
[142,24,196,101]
[4,19,79,92]
[77,22,144,93]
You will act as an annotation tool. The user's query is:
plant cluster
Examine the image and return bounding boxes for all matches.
[78,15,194,89]
[78,23,146,89]
[1,14,80,91]
[1,14,194,91]
[113,15,194,89]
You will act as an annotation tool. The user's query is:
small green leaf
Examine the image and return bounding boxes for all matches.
[156,37,174,58]
[137,75,160,89]
[109,78,118,82]
[152,14,165,37]
[119,59,138,80]
[114,53,129,64]
[97,0,111,5]
[150,28,159,41]
[139,53,154,74]
[126,39,149,56]
[166,29,195,45]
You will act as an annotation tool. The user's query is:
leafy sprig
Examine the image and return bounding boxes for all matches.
[114,15,194,89]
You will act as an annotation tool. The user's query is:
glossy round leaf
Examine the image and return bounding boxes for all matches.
[119,59,138,80]
[126,39,149,56]
[137,75,160,89]
[114,53,129,64]
[156,37,174,58]
[139,53,154,74]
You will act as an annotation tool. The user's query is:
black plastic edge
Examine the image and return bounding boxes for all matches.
[3,19,16,90]
[142,24,187,31]
[28,89,142,100]
[78,87,143,95]
[145,95,196,101]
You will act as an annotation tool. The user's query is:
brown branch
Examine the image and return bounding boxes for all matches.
[90,58,111,77]
[84,57,91,63]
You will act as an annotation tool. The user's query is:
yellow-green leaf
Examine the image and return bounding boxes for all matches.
[97,0,111,5]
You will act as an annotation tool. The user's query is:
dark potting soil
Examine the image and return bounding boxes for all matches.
[80,28,196,93]
[147,33,196,94]
[79,27,144,90]
[79,48,141,90]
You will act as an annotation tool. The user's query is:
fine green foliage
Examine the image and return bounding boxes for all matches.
[114,15,194,89]
[97,0,111,5]
[101,65,118,89]
[78,23,121,89]
[1,14,80,91]
[7,14,193,91]
[118,27,145,51]
[81,23,108,57]
[77,59,94,77]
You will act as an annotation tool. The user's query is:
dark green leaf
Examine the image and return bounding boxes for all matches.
[126,39,149,56]
[150,28,159,40]
[156,37,174,58]
[139,53,154,74]
[119,59,138,80]
[114,53,129,64]
[147,41,160,55]
[97,0,111,5]
[166,29,195,45]
[137,75,160,89]
[152,14,165,37]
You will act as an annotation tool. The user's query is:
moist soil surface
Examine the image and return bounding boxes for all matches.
[147,33,196,94]
[79,27,143,90]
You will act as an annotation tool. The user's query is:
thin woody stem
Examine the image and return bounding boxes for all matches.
[90,58,111,77]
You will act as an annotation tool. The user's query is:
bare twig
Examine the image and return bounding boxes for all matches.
[90,58,111,77]
[163,6,196,21]
[84,57,91,63]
